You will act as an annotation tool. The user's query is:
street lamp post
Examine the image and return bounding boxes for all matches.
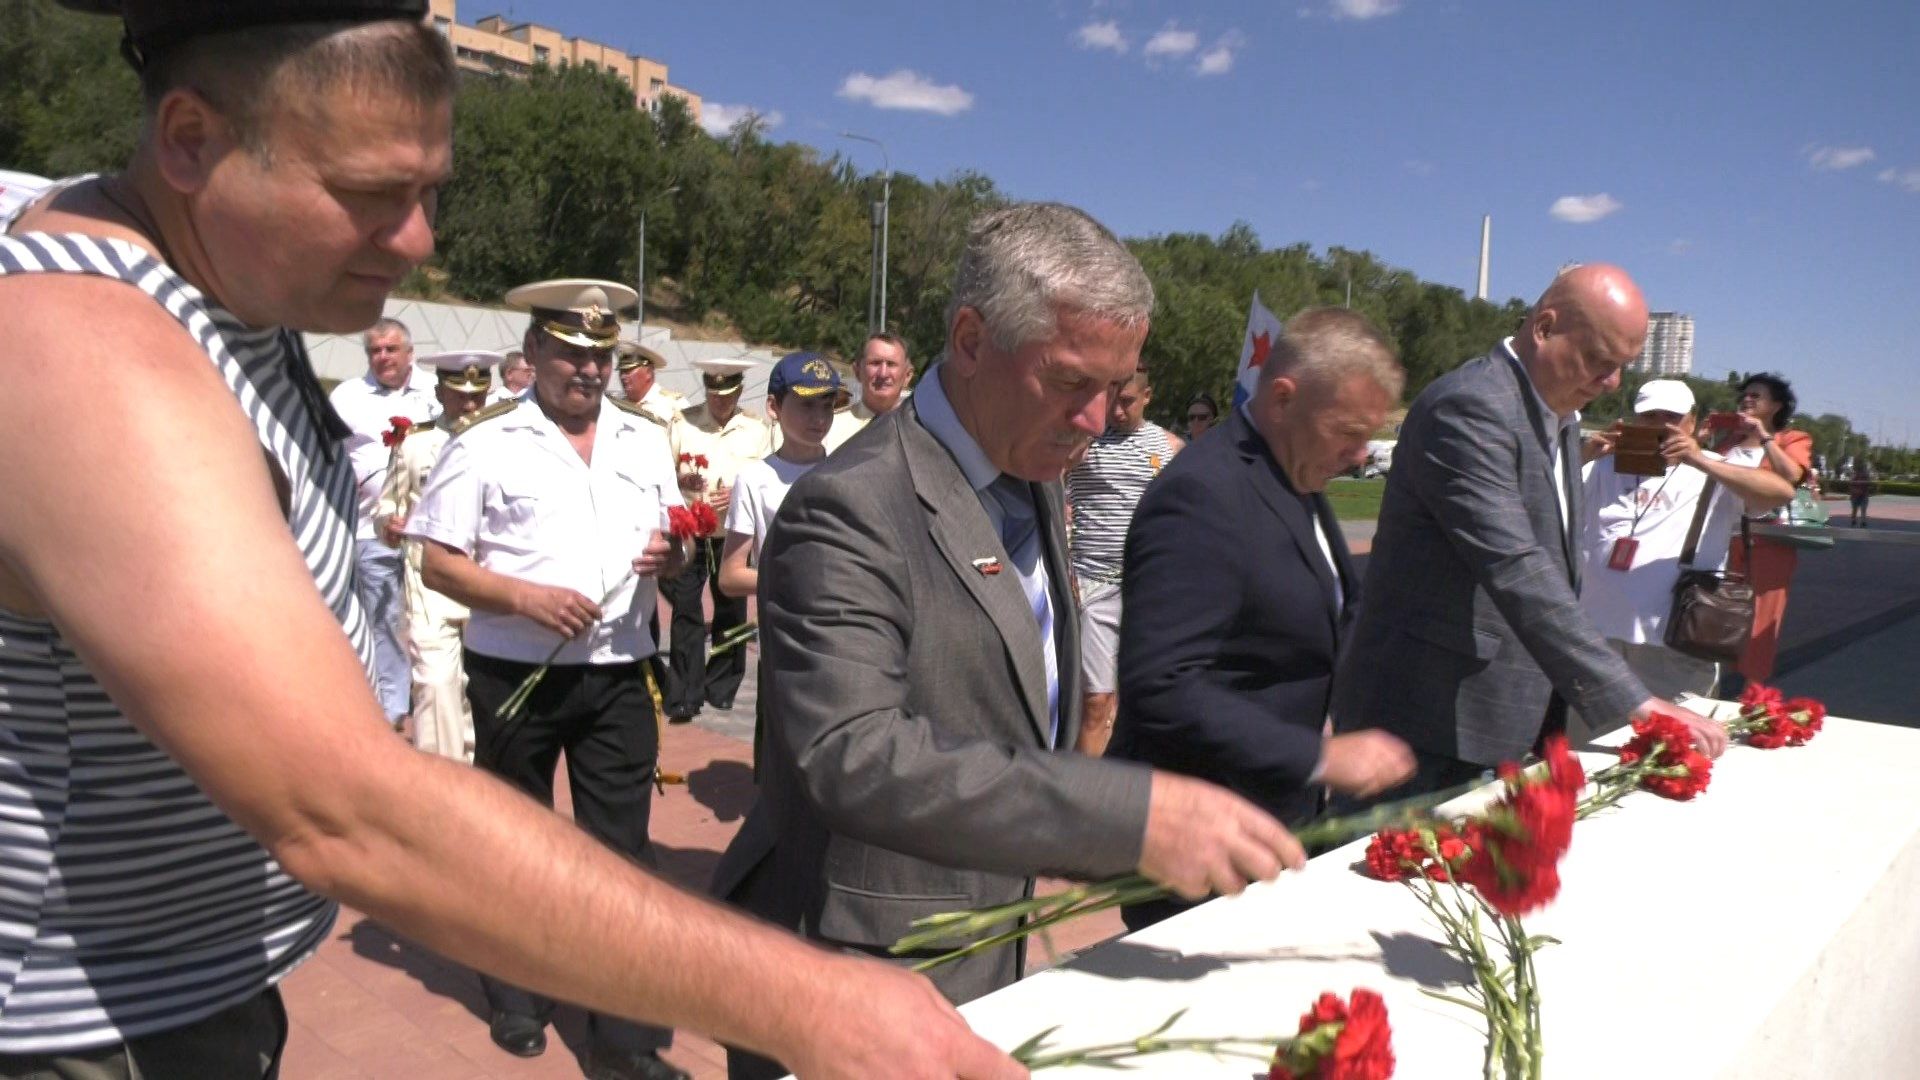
[636,184,680,333]
[840,131,890,334]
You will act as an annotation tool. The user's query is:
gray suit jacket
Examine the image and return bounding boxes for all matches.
[710,397,1153,1004]
[1332,347,1647,765]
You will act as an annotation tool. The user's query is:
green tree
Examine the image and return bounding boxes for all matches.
[0,0,141,177]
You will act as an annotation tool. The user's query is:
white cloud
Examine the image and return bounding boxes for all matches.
[1301,178,1324,192]
[1330,0,1403,19]
[1548,193,1623,223]
[1143,24,1199,60]
[837,70,974,116]
[1667,238,1694,256]
[699,103,783,137]
[1805,145,1877,171]
[1403,158,1435,176]
[1879,166,1920,193]
[1074,20,1127,53]
[1195,31,1245,75]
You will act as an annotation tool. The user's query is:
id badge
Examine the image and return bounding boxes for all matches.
[1607,537,1639,571]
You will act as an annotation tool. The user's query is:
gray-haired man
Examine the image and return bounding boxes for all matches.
[329,315,436,731]
[713,202,1309,1079]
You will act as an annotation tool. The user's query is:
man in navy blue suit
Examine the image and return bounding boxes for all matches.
[1108,307,1416,927]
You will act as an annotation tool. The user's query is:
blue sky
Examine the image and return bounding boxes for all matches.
[491,0,1918,442]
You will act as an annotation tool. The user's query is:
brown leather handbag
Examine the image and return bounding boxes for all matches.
[1664,477,1755,663]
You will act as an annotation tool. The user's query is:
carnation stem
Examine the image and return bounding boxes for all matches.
[894,777,1488,970]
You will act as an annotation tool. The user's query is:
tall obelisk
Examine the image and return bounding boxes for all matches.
[1475,214,1491,301]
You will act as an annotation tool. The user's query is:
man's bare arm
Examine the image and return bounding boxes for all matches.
[0,276,1021,1080]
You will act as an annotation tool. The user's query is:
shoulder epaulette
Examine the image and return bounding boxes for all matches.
[610,395,668,426]
[452,398,517,435]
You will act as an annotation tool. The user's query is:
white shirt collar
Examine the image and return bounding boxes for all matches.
[913,363,1000,495]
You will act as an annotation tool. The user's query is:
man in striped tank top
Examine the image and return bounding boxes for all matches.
[1065,365,1184,756]
[0,4,1021,1079]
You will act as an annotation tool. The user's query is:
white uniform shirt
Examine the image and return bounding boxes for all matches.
[726,454,819,564]
[374,420,469,628]
[670,404,774,537]
[1577,444,1763,644]
[823,390,911,454]
[407,396,679,665]
[329,372,438,541]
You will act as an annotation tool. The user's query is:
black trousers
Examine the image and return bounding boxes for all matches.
[0,988,286,1079]
[661,538,748,716]
[466,650,670,1054]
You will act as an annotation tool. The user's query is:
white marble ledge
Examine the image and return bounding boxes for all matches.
[957,706,1920,1078]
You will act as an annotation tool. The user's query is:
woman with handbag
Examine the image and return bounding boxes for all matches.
[1718,373,1816,686]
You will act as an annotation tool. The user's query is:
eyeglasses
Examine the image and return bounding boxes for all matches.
[1186,412,1215,423]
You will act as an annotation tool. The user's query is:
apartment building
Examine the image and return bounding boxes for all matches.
[426,0,702,121]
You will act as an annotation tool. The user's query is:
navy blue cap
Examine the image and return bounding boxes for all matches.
[768,352,847,402]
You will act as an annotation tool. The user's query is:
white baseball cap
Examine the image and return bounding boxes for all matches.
[1633,379,1695,418]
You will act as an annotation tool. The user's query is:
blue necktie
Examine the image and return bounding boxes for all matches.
[988,476,1060,747]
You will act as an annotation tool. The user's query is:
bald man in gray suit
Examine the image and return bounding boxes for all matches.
[1333,265,1727,802]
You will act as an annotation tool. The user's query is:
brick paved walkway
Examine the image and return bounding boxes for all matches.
[278,638,1121,1079]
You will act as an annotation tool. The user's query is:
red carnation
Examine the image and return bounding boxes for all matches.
[1269,989,1395,1080]
[1642,749,1712,800]
[381,416,414,447]
[667,502,722,540]
[1363,830,1421,882]
[1364,825,1467,884]
[694,454,710,469]
[1782,698,1825,745]
[689,501,720,535]
[1739,683,1783,710]
[1618,712,1712,800]
[1741,695,1825,749]
[666,505,700,540]
[678,453,692,465]
[1454,738,1578,917]
[1746,703,1794,749]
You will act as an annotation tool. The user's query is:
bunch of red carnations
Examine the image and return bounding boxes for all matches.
[1726,684,1824,748]
[1361,737,1583,1080]
[1577,711,1713,819]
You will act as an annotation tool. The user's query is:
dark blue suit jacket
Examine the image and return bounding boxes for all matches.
[1107,408,1357,825]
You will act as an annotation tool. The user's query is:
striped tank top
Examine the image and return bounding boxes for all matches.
[1066,422,1175,582]
[0,228,370,1052]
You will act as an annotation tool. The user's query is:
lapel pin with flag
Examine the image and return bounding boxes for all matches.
[971,557,1003,576]
[1232,290,1285,410]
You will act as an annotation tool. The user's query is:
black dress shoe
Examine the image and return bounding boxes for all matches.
[583,1048,691,1080]
[488,1011,547,1058]
[667,712,694,725]
[705,699,734,713]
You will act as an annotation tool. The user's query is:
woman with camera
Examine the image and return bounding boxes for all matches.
[1714,373,1815,688]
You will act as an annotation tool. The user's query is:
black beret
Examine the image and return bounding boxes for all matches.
[58,1,428,61]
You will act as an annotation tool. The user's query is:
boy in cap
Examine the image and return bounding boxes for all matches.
[374,350,501,762]
[718,354,845,771]
[1574,378,1793,725]
[0,5,1022,1077]
[663,357,772,722]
